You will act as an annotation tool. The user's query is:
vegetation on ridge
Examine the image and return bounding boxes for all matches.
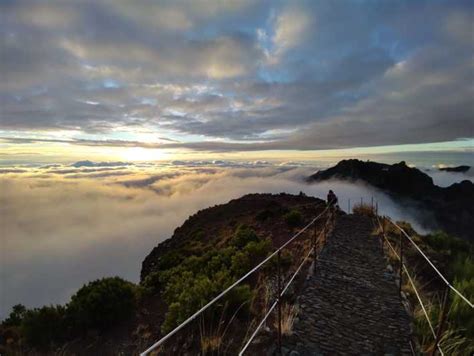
[378,220,474,354]
[142,224,271,333]
[1,277,138,351]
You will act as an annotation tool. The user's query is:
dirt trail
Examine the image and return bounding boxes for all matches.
[282,214,413,355]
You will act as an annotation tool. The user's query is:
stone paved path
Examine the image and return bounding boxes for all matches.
[282,214,413,355]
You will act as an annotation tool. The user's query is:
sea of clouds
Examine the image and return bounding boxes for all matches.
[0,160,472,318]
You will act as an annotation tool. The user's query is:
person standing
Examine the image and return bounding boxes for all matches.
[327,190,338,207]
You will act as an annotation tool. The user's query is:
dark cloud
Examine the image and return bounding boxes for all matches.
[0,1,473,148]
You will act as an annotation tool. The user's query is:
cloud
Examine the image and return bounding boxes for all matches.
[71,160,133,168]
[271,5,312,59]
[424,167,474,187]
[1,161,448,318]
[1,1,473,149]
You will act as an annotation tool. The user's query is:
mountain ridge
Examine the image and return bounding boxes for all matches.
[308,159,474,241]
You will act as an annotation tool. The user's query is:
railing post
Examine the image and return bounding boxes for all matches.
[348,199,351,213]
[399,233,404,296]
[379,218,385,256]
[277,250,282,354]
[313,221,317,262]
[324,211,329,245]
[360,197,363,205]
[430,286,450,356]
[371,196,374,209]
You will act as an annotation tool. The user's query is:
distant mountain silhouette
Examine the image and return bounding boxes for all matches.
[71,160,132,167]
[439,165,470,173]
[308,159,474,241]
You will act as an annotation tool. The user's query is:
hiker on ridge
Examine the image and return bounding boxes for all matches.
[327,190,338,207]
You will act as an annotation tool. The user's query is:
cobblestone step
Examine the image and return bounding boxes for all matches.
[280,214,413,355]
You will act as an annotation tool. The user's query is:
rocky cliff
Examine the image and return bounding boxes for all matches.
[308,159,474,241]
[439,165,471,173]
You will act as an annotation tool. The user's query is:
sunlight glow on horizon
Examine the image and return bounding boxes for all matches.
[120,147,169,161]
[1,137,473,166]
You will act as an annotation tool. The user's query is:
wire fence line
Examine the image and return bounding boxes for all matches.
[140,202,333,356]
[140,196,470,355]
[376,216,445,355]
[388,220,473,309]
[239,218,332,355]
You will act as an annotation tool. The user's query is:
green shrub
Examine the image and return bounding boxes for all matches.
[424,231,470,256]
[160,273,253,334]
[157,226,269,333]
[21,305,66,350]
[193,229,206,241]
[231,251,252,277]
[224,284,253,315]
[243,239,271,261]
[449,258,474,340]
[142,271,162,295]
[404,230,474,353]
[267,250,293,272]
[157,250,185,270]
[67,277,137,332]
[231,225,259,248]
[284,209,303,227]
[160,270,239,333]
[2,304,26,327]
[256,209,274,222]
[160,302,183,334]
[450,277,474,338]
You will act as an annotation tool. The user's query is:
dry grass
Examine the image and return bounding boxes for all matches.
[352,203,376,217]
[438,325,473,355]
[199,299,252,355]
[273,303,299,336]
[198,304,228,355]
[414,297,474,356]
[200,334,223,354]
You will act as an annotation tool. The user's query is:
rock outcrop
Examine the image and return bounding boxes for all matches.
[308,159,474,241]
[439,165,471,173]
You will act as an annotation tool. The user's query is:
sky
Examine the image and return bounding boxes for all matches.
[1,0,473,163]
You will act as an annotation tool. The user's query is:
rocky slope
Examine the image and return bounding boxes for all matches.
[308,159,474,241]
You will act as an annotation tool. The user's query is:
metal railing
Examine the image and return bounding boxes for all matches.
[141,201,335,355]
[141,196,471,355]
[240,209,333,355]
[346,196,378,215]
[376,215,473,356]
[389,220,473,308]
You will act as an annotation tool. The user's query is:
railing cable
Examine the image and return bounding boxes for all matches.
[140,202,331,355]
[388,220,473,308]
[239,219,329,355]
[377,217,443,355]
